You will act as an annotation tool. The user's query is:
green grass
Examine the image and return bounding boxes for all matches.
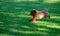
[0,0,60,36]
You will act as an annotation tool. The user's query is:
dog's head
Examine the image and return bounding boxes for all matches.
[30,9,37,16]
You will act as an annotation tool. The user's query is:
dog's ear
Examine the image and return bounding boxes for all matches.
[30,9,37,16]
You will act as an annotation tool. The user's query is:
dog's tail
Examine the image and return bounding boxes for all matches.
[42,9,50,19]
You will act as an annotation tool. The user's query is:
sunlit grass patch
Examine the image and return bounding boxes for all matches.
[44,0,60,3]
[14,0,37,2]
[35,20,60,29]
[37,28,50,31]
[0,34,11,36]
[51,16,60,19]
[9,28,48,34]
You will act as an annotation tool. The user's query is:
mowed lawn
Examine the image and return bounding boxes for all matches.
[0,0,60,36]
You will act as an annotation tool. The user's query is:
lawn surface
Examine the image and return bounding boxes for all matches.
[0,0,60,36]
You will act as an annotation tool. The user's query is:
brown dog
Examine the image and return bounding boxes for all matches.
[29,9,50,23]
